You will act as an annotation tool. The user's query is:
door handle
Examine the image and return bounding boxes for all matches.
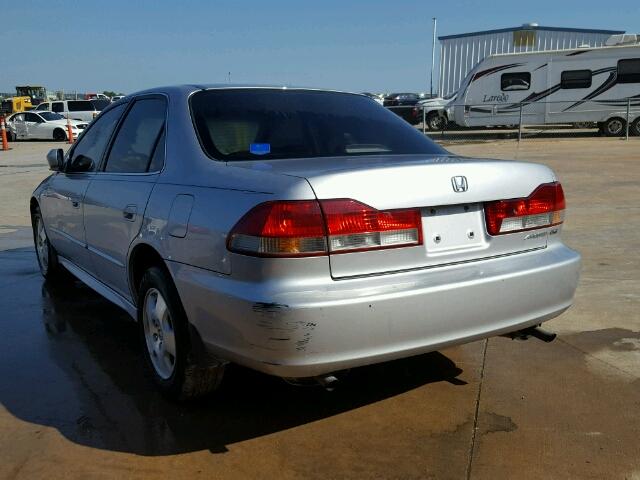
[70,195,81,208]
[123,205,137,221]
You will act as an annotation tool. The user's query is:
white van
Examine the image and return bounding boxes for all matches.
[35,100,99,122]
[448,39,640,136]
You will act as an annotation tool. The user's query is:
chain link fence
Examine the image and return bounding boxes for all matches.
[387,98,640,143]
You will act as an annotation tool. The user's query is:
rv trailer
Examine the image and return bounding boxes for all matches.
[447,37,640,136]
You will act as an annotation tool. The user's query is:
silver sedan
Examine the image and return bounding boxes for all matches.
[31,85,581,400]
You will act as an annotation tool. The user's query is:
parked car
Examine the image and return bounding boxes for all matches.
[412,93,455,129]
[35,100,99,122]
[31,85,581,400]
[111,95,126,102]
[6,111,88,141]
[383,92,420,122]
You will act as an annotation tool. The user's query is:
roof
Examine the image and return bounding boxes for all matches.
[439,25,625,41]
[128,84,360,98]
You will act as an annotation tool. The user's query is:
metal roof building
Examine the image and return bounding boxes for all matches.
[437,24,625,96]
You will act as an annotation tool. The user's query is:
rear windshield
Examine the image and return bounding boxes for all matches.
[190,89,446,161]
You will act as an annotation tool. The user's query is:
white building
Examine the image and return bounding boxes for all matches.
[438,24,624,96]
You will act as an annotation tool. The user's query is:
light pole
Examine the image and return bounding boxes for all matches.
[430,17,437,97]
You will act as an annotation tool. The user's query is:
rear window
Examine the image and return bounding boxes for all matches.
[561,69,592,89]
[190,89,446,161]
[617,58,640,84]
[68,101,93,111]
[501,72,531,91]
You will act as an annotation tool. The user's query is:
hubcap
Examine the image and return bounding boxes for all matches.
[608,120,623,134]
[36,216,49,273]
[429,117,444,130]
[142,288,176,379]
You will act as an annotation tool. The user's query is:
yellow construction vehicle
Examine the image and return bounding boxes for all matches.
[15,86,47,105]
[0,96,33,115]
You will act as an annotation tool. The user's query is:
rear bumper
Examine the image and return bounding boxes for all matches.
[169,244,581,378]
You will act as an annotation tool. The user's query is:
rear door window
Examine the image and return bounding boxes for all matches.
[103,97,166,173]
[68,104,127,172]
[501,72,531,91]
[68,101,93,112]
[24,113,42,123]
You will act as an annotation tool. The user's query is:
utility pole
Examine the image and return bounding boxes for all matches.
[430,17,437,97]
[228,72,232,83]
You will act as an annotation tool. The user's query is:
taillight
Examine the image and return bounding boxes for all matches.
[321,199,422,253]
[227,199,423,257]
[227,201,327,257]
[484,182,565,236]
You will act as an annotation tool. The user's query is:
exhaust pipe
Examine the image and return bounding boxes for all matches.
[506,325,557,343]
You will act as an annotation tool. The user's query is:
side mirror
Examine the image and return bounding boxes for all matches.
[68,154,94,173]
[46,149,64,171]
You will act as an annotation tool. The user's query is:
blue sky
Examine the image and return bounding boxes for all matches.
[2,0,638,94]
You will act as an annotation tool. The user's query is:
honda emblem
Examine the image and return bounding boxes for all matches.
[451,176,468,193]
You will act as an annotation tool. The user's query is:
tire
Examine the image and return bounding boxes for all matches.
[53,128,66,141]
[630,118,640,136]
[32,206,64,279]
[138,266,225,400]
[602,117,626,137]
[427,111,446,131]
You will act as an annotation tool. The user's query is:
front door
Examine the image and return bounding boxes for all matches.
[23,112,44,139]
[12,114,27,139]
[41,172,94,268]
[40,103,128,271]
[83,96,166,298]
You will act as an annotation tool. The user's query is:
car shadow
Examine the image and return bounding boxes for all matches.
[0,262,466,456]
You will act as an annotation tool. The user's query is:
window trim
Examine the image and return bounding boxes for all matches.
[617,58,640,84]
[560,69,592,89]
[500,72,532,92]
[98,93,168,175]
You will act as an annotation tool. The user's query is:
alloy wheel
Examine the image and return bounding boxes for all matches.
[35,215,49,273]
[142,287,177,379]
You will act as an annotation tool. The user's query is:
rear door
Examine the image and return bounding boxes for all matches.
[68,100,96,121]
[83,95,166,297]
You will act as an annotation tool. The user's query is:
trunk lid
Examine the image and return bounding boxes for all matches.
[233,155,558,278]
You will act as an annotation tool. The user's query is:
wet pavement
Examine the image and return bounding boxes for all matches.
[0,140,638,479]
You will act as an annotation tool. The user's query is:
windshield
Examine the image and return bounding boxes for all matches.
[190,89,446,161]
[39,112,64,121]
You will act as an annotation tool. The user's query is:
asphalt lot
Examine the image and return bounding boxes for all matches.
[0,138,638,479]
